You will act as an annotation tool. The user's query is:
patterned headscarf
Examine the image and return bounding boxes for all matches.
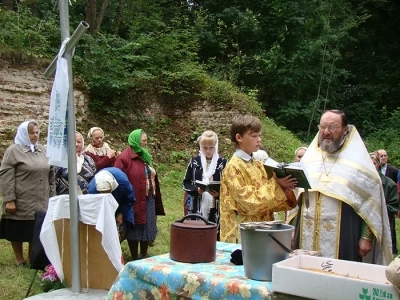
[15,120,39,153]
[85,126,113,156]
[87,127,104,140]
[128,129,152,166]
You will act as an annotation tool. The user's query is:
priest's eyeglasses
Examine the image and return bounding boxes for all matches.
[317,124,340,132]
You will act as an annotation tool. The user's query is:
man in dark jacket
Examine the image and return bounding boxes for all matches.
[378,149,399,183]
[371,152,399,254]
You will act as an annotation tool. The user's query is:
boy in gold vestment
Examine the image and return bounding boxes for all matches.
[220,115,297,243]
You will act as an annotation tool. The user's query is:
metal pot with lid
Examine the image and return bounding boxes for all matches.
[170,214,217,263]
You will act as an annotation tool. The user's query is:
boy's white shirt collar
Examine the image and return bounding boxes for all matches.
[234,149,253,161]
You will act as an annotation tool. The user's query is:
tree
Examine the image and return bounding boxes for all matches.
[2,0,14,10]
[84,0,109,34]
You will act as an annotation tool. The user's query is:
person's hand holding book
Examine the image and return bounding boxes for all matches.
[273,172,297,193]
[197,187,219,198]
[209,190,219,198]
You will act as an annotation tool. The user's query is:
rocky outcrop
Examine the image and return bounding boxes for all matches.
[0,66,253,162]
[0,66,89,159]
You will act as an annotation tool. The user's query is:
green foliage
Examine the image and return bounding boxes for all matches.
[1,0,399,167]
[72,5,206,116]
[0,6,59,60]
[170,151,188,163]
[73,33,153,118]
[261,117,305,163]
[364,107,400,167]
[158,62,207,99]
[191,0,395,144]
[0,240,43,299]
[40,278,65,293]
[200,78,263,116]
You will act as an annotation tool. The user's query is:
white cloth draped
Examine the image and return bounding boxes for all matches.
[46,39,69,168]
[40,194,123,281]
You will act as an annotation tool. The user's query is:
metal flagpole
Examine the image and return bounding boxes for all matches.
[58,0,80,292]
[42,1,89,293]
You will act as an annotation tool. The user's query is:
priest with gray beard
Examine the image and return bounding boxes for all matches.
[293,109,392,265]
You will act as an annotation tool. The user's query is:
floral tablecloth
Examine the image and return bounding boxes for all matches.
[107,242,273,300]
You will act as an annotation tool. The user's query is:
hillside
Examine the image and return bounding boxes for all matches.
[0,64,304,164]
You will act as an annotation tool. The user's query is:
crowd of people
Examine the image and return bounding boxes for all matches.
[181,110,399,265]
[0,123,164,266]
[1,109,398,268]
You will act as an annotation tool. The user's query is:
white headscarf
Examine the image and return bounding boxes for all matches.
[95,170,119,192]
[14,120,39,153]
[199,131,220,220]
[199,131,219,184]
[85,127,113,156]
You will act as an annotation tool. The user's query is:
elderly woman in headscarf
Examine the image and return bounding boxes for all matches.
[114,129,164,260]
[55,132,96,195]
[84,127,116,171]
[182,130,227,240]
[0,120,56,267]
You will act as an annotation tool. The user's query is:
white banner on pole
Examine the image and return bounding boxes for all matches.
[47,39,70,167]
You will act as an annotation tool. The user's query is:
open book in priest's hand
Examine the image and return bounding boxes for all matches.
[195,180,221,193]
[263,158,311,189]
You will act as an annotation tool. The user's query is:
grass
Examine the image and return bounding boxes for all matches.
[0,163,186,300]
[1,162,400,299]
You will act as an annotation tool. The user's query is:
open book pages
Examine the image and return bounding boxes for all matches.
[263,158,311,189]
[195,180,221,193]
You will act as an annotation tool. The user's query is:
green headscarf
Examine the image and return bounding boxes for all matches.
[128,129,152,166]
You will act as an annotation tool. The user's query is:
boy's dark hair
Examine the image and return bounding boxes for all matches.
[230,114,262,146]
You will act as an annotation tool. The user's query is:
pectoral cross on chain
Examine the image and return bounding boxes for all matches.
[320,174,331,190]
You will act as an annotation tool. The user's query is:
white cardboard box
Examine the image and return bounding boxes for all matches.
[272,255,399,300]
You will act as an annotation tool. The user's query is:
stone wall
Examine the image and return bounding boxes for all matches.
[0,66,245,161]
[0,67,89,159]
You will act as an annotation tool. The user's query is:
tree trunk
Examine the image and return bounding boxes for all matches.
[85,0,97,34]
[2,0,14,10]
[93,0,110,33]
[114,0,126,35]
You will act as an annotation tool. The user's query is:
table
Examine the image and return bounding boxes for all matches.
[41,194,123,288]
[107,243,310,300]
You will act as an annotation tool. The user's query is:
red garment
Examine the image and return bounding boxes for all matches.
[114,147,165,224]
[114,147,148,224]
[85,151,115,171]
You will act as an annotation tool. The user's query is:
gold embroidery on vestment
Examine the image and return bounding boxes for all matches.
[335,201,342,258]
[323,222,334,232]
[313,192,322,251]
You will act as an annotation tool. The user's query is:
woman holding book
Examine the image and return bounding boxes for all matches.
[182,130,227,239]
